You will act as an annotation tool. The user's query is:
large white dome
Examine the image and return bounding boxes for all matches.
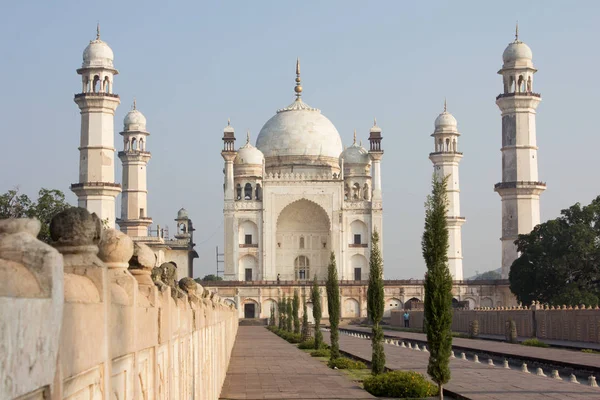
[256,99,343,160]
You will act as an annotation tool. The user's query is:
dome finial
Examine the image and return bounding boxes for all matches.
[515,21,519,42]
[246,130,250,144]
[444,97,447,113]
[353,129,357,144]
[227,117,231,126]
[132,97,136,110]
[96,22,101,40]
[373,117,377,126]
[294,57,302,99]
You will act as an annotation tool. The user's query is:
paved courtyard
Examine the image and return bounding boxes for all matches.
[219,326,375,399]
[326,331,600,400]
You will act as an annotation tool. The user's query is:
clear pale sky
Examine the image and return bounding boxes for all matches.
[1,1,599,279]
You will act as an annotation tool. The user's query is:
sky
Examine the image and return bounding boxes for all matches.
[1,1,599,280]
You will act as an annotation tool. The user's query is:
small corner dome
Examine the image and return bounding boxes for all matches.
[434,111,457,129]
[123,109,147,131]
[340,143,370,165]
[502,41,532,64]
[177,208,189,220]
[83,39,114,68]
[235,143,264,165]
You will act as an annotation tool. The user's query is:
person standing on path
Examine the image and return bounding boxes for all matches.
[403,311,410,328]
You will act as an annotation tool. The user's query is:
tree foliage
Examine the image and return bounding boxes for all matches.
[509,196,600,307]
[326,252,341,360]
[311,275,323,349]
[422,175,453,399]
[293,289,300,334]
[201,274,223,281]
[472,270,501,281]
[367,230,385,375]
[278,297,285,330]
[286,297,293,332]
[301,290,310,341]
[0,188,71,243]
[269,303,276,327]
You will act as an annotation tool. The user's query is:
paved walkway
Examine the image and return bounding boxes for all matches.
[327,332,600,400]
[342,326,600,373]
[219,326,375,399]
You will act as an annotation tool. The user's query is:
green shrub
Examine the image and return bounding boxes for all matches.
[582,349,600,354]
[327,357,367,370]
[298,339,328,350]
[521,338,549,348]
[363,371,437,398]
[310,348,331,358]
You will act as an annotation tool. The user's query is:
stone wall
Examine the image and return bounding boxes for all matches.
[391,303,600,344]
[0,209,238,400]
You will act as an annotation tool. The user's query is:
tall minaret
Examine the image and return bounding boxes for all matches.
[71,25,121,228]
[495,25,546,279]
[221,120,237,280]
[368,119,384,254]
[116,100,152,237]
[429,100,465,280]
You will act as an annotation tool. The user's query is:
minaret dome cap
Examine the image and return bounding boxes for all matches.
[82,25,114,68]
[123,106,147,132]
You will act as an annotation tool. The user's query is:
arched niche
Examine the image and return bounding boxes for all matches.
[343,298,360,318]
[238,220,258,246]
[349,220,368,246]
[240,255,257,281]
[350,254,368,281]
[384,298,403,318]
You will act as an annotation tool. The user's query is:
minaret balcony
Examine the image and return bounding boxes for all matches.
[429,151,463,156]
[74,92,120,99]
[494,181,546,190]
[495,92,541,100]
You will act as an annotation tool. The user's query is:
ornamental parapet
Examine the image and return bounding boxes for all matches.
[264,172,342,181]
[495,92,541,100]
[74,92,120,99]
[71,181,122,189]
[494,181,546,190]
[429,151,463,156]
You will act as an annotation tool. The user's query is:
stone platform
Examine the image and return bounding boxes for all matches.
[343,326,600,373]
[326,331,600,400]
[219,326,375,399]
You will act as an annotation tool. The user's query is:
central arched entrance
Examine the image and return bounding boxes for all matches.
[276,199,330,280]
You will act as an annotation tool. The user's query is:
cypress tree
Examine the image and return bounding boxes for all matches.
[269,303,275,327]
[367,230,385,375]
[286,297,293,332]
[279,297,285,330]
[311,275,323,349]
[326,252,341,360]
[301,290,310,341]
[293,289,300,334]
[422,175,453,399]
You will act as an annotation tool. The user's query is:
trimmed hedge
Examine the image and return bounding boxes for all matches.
[267,326,302,343]
[521,338,549,348]
[298,339,328,350]
[310,348,331,358]
[327,357,366,370]
[363,371,437,398]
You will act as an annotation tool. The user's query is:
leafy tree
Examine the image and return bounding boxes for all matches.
[326,252,341,360]
[367,230,385,375]
[311,275,323,349]
[510,196,600,307]
[201,274,223,281]
[301,290,309,341]
[286,297,293,332]
[472,270,501,281]
[0,188,71,243]
[293,289,300,334]
[422,175,453,399]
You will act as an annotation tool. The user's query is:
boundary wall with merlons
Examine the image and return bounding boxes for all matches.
[0,209,238,400]
[392,303,600,344]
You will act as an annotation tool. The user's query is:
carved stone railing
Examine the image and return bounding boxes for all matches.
[0,208,238,400]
